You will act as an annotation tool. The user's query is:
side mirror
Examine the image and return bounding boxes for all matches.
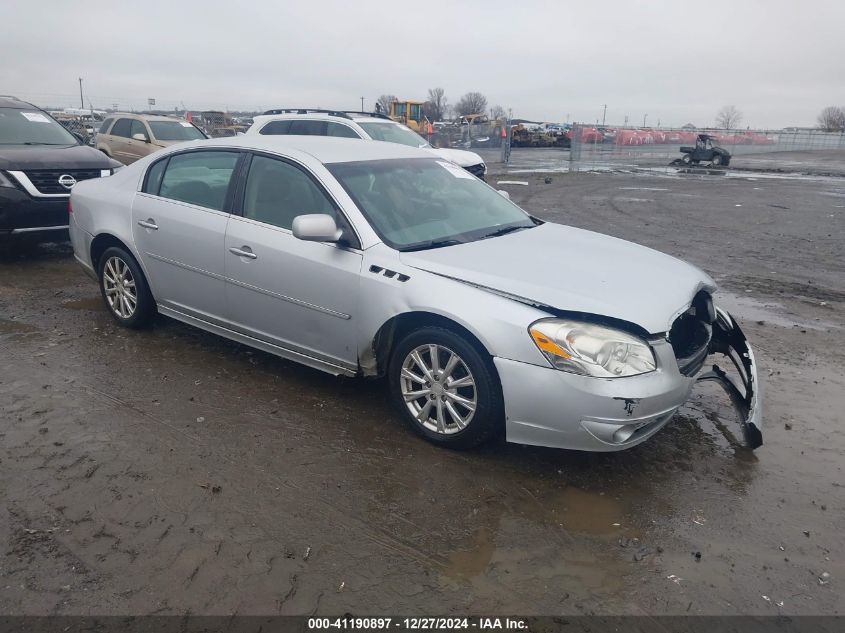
[132,133,149,143]
[292,214,342,243]
[72,132,85,144]
[497,189,510,200]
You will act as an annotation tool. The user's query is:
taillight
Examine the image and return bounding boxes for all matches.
[68,199,73,215]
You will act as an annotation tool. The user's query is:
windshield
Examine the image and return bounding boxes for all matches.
[148,120,206,141]
[328,158,535,250]
[358,121,430,148]
[0,107,79,145]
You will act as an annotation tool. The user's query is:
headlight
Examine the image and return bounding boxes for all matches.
[528,318,656,378]
[0,171,17,188]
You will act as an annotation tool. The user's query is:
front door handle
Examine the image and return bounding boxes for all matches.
[137,218,158,230]
[229,246,257,260]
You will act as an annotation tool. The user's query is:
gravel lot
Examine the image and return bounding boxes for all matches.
[1,160,843,616]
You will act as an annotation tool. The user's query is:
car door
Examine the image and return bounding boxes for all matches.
[132,149,242,324]
[106,117,134,164]
[224,153,362,370]
[126,119,154,162]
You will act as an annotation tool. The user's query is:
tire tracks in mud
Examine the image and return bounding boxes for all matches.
[3,345,455,579]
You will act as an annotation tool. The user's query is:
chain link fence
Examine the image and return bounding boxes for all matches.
[492,123,845,173]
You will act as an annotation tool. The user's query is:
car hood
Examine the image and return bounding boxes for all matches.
[0,143,117,171]
[427,147,484,167]
[399,223,714,334]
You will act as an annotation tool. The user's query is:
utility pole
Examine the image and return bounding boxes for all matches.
[78,77,84,108]
[643,113,648,127]
[601,104,607,126]
[360,96,365,111]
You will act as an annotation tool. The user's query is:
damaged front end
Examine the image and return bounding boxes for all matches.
[696,307,763,449]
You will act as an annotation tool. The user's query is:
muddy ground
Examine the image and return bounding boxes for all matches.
[1,164,843,616]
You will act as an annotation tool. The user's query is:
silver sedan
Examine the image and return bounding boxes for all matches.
[69,136,761,451]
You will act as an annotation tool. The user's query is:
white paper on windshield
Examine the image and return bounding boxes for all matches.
[21,112,50,123]
[179,121,193,127]
[436,160,474,179]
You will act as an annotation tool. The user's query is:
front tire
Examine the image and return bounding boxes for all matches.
[712,154,723,166]
[388,326,503,449]
[97,246,155,328]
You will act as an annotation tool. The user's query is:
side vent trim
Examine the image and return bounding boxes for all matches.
[368,265,410,282]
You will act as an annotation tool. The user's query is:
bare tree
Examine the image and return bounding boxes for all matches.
[715,105,743,129]
[490,105,506,120]
[455,92,488,117]
[425,88,447,121]
[817,106,845,131]
[376,94,397,114]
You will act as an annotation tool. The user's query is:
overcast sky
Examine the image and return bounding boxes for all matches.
[3,0,844,128]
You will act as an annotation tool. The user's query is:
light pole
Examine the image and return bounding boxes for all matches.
[360,96,365,112]
[78,77,84,108]
[643,113,648,127]
[601,104,607,126]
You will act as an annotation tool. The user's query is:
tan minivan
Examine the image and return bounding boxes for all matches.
[96,113,206,164]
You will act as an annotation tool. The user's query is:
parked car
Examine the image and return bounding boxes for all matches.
[68,136,761,452]
[0,95,121,246]
[96,113,206,165]
[247,109,487,180]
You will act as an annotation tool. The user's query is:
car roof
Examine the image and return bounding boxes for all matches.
[253,112,396,125]
[0,95,38,109]
[183,135,434,164]
[110,112,186,122]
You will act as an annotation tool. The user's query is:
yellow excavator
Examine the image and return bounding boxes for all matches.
[388,99,429,133]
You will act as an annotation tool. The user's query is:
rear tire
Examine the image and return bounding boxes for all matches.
[681,153,692,164]
[97,246,156,328]
[388,326,503,449]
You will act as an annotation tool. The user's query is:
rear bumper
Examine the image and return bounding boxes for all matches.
[0,188,70,237]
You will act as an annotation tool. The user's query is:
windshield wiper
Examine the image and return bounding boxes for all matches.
[480,225,532,240]
[402,238,464,252]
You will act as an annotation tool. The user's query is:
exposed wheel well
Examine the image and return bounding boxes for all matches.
[371,311,495,378]
[90,233,131,271]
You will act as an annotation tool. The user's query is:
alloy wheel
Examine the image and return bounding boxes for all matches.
[400,344,477,435]
[102,256,138,319]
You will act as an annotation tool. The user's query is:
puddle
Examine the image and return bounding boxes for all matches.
[717,292,838,330]
[0,318,37,334]
[63,297,106,311]
[444,526,496,579]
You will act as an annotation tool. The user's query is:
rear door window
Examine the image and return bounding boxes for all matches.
[288,120,327,136]
[110,118,133,138]
[157,151,240,211]
[327,122,360,138]
[143,158,168,195]
[259,120,292,135]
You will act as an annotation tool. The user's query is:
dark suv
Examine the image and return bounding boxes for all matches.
[0,96,121,246]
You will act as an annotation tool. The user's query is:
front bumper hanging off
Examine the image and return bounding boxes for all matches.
[697,307,763,449]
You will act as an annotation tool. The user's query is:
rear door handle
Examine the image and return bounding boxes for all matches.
[137,219,158,230]
[229,246,257,259]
